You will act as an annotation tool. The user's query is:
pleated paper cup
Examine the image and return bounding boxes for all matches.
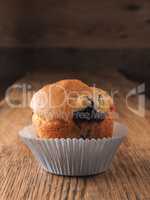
[19,122,127,176]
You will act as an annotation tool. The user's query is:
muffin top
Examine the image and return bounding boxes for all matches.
[30,79,113,122]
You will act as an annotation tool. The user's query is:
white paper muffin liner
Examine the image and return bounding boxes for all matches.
[19,122,127,176]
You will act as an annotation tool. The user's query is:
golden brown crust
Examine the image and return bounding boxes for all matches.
[31,79,92,121]
[32,113,113,139]
[32,114,80,138]
[78,113,113,139]
[31,79,114,139]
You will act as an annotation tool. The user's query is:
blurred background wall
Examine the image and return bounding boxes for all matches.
[0,0,150,95]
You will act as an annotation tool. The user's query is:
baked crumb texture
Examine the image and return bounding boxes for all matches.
[31,80,114,139]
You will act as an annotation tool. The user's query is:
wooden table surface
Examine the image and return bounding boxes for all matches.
[0,68,150,200]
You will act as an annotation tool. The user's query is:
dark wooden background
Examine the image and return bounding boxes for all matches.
[1,0,150,48]
[0,0,150,93]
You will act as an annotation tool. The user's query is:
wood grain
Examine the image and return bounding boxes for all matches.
[0,0,150,47]
[0,67,150,200]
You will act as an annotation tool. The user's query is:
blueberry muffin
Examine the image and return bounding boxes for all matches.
[31,79,115,139]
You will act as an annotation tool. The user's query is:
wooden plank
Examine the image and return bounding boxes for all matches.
[0,48,150,95]
[0,67,150,199]
[0,0,150,47]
